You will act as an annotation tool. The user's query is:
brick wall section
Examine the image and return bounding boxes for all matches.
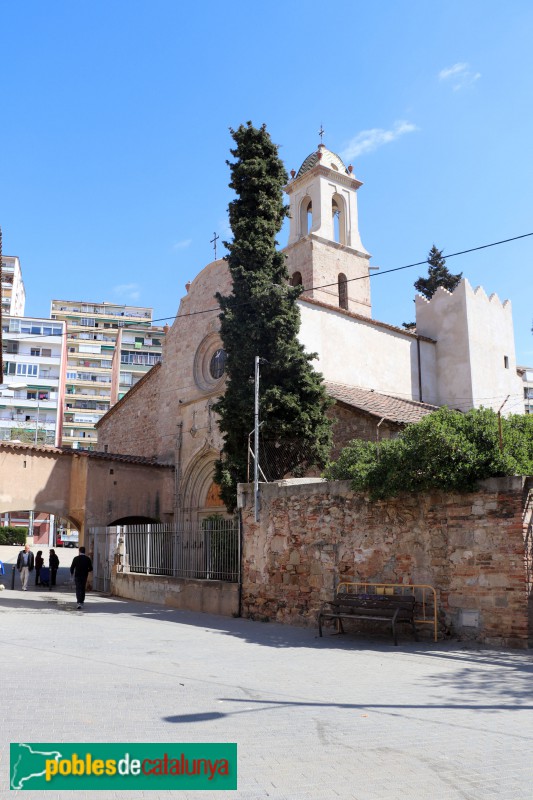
[328,403,398,460]
[239,476,532,647]
[96,363,163,460]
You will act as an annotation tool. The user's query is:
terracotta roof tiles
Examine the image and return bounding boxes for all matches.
[326,382,439,424]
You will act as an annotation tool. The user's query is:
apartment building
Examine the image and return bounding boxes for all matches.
[110,322,165,404]
[0,315,67,445]
[50,300,159,449]
[518,366,533,414]
[1,255,26,317]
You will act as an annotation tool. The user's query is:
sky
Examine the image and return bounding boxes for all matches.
[1,0,532,366]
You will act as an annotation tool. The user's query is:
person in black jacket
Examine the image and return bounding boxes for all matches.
[35,551,44,586]
[70,546,93,610]
[49,549,59,587]
[16,545,35,591]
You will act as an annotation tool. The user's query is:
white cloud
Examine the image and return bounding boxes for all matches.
[340,120,418,161]
[113,283,141,301]
[439,62,481,90]
[172,239,192,250]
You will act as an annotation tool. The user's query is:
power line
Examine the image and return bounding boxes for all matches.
[3,230,532,343]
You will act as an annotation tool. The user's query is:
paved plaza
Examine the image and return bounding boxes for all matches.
[1,545,532,799]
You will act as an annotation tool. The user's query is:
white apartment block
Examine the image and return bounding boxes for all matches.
[0,316,67,445]
[111,323,165,405]
[50,299,155,449]
[1,255,26,317]
[518,366,533,414]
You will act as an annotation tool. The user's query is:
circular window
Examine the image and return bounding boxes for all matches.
[209,348,227,380]
[194,334,227,392]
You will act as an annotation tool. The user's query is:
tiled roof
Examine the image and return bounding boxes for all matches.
[296,146,349,178]
[326,382,439,424]
[0,441,172,467]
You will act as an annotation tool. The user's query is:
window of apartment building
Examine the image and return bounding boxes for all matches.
[16,364,39,377]
[31,348,41,357]
[80,318,95,327]
[3,362,38,377]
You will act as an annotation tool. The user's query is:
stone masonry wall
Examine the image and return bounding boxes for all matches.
[328,403,398,460]
[239,476,531,647]
[96,364,164,460]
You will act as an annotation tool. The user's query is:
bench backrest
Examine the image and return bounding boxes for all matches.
[335,593,416,613]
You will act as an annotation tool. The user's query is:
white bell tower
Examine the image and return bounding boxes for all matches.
[284,142,372,317]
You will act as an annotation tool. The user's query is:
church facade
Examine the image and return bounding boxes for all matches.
[95,141,523,524]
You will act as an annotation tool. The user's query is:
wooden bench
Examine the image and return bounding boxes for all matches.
[318,592,418,646]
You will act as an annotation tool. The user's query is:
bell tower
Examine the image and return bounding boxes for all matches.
[284,142,372,317]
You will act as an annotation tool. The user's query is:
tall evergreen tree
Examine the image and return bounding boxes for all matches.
[414,244,462,300]
[403,245,463,328]
[213,122,332,511]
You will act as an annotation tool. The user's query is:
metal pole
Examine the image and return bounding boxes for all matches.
[254,356,260,523]
[497,395,510,452]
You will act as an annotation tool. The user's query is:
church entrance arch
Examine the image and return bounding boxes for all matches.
[179,447,230,525]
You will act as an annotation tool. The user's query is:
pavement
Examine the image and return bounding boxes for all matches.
[1,544,533,799]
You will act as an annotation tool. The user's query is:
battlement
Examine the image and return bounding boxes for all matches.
[415,279,512,315]
[414,278,521,412]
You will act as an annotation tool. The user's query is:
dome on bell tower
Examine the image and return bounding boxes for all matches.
[296,143,350,178]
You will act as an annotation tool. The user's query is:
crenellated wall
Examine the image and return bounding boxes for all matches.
[415,279,523,413]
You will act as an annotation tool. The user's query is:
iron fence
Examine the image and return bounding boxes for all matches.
[89,519,240,584]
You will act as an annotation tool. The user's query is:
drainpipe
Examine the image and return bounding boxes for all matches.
[174,422,183,523]
[416,336,423,403]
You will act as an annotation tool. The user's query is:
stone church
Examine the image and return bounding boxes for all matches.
[95,141,523,525]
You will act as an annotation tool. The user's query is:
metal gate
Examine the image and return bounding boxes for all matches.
[87,527,119,593]
[87,518,240,590]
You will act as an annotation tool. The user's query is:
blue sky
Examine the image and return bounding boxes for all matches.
[1,0,532,366]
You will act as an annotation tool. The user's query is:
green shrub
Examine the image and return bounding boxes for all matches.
[0,526,28,546]
[325,407,533,499]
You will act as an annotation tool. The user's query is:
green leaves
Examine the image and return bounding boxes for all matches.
[214,123,332,510]
[325,407,533,499]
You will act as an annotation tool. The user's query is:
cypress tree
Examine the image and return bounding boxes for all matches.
[414,244,462,300]
[403,245,463,328]
[213,122,332,511]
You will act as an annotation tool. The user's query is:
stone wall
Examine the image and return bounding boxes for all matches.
[329,403,398,460]
[111,572,239,616]
[239,476,532,647]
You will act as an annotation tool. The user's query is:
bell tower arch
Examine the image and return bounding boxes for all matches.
[284,142,372,317]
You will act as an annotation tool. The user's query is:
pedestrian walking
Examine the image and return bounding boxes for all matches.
[35,551,44,586]
[70,546,93,609]
[16,544,34,591]
[49,549,59,587]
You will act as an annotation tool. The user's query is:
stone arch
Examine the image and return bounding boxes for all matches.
[290,271,303,287]
[179,445,228,523]
[299,195,313,236]
[332,192,347,245]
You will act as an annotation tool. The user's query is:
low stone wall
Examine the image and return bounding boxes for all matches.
[112,572,239,617]
[239,476,532,648]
